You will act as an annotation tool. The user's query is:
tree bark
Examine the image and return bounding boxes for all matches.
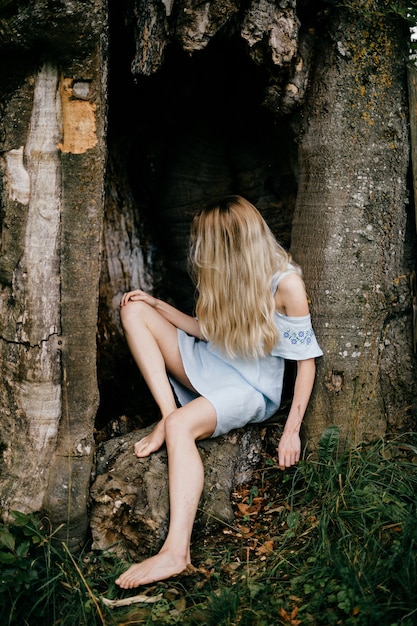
[0,1,108,549]
[291,2,416,446]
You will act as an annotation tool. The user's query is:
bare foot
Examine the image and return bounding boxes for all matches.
[115,550,190,589]
[134,421,166,458]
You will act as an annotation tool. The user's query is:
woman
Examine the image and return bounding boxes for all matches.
[116,195,322,589]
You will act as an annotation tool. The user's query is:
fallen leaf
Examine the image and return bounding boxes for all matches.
[289,595,303,603]
[236,524,254,536]
[267,506,285,514]
[237,502,261,516]
[237,524,251,533]
[279,605,301,625]
[256,540,275,555]
[279,607,290,621]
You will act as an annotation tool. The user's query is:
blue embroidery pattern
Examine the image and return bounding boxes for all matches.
[283,328,315,345]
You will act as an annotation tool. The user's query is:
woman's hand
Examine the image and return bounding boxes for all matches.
[120,289,158,308]
[277,429,301,469]
[119,289,202,338]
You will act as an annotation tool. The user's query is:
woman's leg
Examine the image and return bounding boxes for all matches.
[116,397,217,589]
[120,300,195,457]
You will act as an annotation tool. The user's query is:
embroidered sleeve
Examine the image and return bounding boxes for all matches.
[271,313,323,360]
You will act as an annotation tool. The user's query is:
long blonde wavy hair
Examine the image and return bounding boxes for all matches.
[189,195,297,359]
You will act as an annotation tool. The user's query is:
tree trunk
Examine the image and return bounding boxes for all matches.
[291,2,416,446]
[0,1,108,549]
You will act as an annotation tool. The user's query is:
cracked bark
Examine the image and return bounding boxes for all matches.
[0,0,108,549]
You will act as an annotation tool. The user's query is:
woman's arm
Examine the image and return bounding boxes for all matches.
[120,289,204,339]
[278,358,315,469]
[274,273,316,468]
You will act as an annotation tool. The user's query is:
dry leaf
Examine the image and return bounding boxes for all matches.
[267,505,285,514]
[279,606,301,625]
[279,607,290,621]
[289,595,303,603]
[256,540,275,555]
[237,502,261,516]
[237,524,251,533]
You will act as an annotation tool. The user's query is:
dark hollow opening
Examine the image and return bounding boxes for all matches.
[96,12,299,434]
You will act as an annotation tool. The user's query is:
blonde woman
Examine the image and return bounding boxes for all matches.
[116,195,322,589]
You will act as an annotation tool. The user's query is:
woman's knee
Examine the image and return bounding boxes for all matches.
[164,410,189,442]
[120,300,152,330]
[165,401,217,442]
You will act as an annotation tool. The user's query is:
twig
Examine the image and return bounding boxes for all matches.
[101,593,163,608]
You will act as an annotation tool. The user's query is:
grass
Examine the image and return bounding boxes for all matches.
[1,427,417,625]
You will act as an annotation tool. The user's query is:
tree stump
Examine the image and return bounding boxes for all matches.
[90,424,267,558]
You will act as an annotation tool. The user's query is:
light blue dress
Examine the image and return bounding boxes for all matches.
[170,270,323,438]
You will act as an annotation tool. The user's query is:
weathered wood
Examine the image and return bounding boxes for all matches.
[0,63,63,514]
[241,0,298,65]
[90,426,265,558]
[43,52,108,546]
[0,0,108,549]
[128,0,303,115]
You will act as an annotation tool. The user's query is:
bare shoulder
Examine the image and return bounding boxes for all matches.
[274,272,309,317]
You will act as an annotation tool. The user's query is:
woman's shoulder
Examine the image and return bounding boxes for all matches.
[276,271,305,292]
[273,268,308,317]
[271,264,302,292]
